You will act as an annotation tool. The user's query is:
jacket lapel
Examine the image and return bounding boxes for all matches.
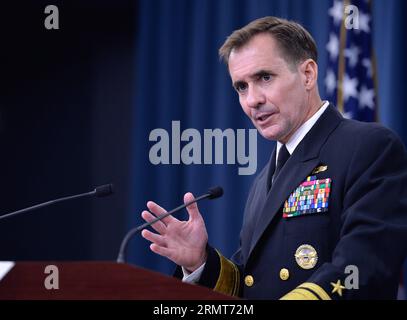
[241,147,276,259]
[248,105,343,258]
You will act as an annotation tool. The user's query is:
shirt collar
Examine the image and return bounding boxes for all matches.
[276,101,329,161]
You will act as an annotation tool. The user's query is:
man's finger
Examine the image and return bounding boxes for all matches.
[150,243,173,259]
[141,210,166,234]
[141,229,166,247]
[146,201,178,225]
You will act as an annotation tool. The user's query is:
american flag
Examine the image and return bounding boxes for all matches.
[325,0,377,121]
[325,0,407,299]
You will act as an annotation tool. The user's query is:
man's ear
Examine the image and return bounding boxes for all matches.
[300,59,318,90]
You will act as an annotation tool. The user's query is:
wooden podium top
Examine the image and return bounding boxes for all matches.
[0,262,235,300]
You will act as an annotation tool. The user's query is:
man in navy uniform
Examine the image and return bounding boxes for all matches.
[140,16,407,299]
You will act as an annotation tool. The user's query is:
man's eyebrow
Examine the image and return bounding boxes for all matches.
[232,69,274,87]
[233,80,246,88]
[252,69,273,78]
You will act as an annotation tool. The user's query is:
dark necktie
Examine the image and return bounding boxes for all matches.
[271,144,290,185]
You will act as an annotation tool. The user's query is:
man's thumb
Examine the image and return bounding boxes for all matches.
[184,192,201,221]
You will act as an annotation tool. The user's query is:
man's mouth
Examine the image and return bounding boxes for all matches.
[255,112,274,124]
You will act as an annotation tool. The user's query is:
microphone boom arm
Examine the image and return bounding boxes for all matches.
[0,184,113,221]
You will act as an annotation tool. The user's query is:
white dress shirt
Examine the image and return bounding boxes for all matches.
[275,100,329,162]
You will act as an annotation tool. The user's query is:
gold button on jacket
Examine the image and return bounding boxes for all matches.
[280,268,290,281]
[244,275,254,287]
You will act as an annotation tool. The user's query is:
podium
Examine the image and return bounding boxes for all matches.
[0,262,234,300]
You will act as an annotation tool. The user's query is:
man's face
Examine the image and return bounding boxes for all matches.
[228,33,310,143]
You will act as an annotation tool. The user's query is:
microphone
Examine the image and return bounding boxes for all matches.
[0,184,114,221]
[116,186,223,263]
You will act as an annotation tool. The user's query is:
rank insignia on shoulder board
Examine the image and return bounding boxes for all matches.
[283,176,332,218]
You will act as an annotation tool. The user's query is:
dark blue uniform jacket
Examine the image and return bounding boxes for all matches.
[177,105,407,300]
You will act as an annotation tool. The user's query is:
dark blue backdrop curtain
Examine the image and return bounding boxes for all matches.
[128,0,407,283]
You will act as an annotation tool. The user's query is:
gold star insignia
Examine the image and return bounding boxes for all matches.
[330,280,346,297]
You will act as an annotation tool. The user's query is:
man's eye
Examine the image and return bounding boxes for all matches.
[262,74,272,81]
[235,84,248,93]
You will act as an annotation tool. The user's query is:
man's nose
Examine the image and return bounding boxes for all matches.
[246,85,266,109]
